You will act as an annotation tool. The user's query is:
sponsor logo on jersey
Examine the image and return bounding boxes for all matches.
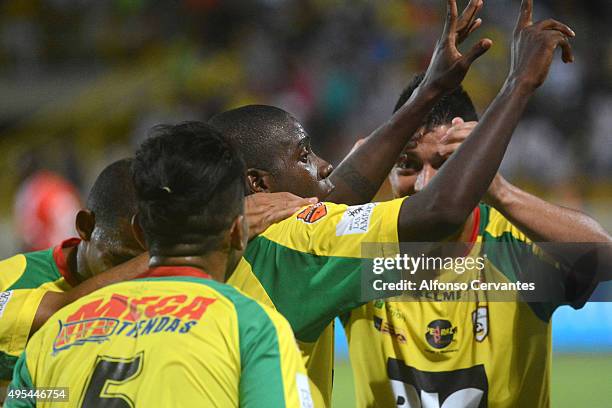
[0,290,13,318]
[373,316,407,344]
[335,203,377,236]
[52,293,216,353]
[472,306,489,342]
[425,319,457,349]
[296,203,328,224]
[387,358,488,408]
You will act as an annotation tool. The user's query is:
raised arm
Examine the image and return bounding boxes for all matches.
[486,175,612,282]
[326,0,490,205]
[486,175,610,243]
[398,0,576,241]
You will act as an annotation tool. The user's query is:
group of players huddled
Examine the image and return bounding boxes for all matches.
[1,0,611,407]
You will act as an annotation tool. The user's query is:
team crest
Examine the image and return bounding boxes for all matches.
[472,306,489,342]
[425,319,456,349]
[296,203,327,224]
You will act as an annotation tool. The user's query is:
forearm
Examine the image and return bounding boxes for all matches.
[30,253,149,335]
[490,179,612,243]
[326,85,442,205]
[399,80,534,241]
[490,180,612,283]
[64,253,149,303]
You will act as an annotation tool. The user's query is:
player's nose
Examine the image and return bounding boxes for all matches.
[414,165,437,192]
[318,159,334,180]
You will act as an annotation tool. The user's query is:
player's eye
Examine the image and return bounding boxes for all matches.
[396,155,421,173]
[299,147,310,163]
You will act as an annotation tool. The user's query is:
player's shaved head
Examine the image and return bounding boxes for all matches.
[86,158,138,230]
[208,105,297,173]
[75,158,142,282]
[209,105,334,198]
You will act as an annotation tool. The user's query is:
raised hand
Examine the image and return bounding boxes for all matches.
[456,0,484,44]
[508,0,575,90]
[438,117,478,159]
[422,0,492,92]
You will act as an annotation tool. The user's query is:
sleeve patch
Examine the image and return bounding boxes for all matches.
[0,291,13,318]
[296,203,328,224]
[336,203,377,236]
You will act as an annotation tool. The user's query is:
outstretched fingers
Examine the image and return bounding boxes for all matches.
[442,0,459,41]
[457,0,484,44]
[515,0,533,34]
[539,19,575,38]
[461,38,493,66]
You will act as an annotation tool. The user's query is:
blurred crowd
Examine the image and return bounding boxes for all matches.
[0,0,610,251]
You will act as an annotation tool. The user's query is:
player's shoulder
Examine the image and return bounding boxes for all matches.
[256,199,404,249]
[265,202,346,233]
[204,280,293,338]
[136,275,284,326]
[0,247,59,291]
[478,203,531,244]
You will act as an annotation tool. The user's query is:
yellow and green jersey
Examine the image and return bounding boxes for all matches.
[343,204,595,408]
[228,199,405,407]
[7,266,312,408]
[0,239,79,380]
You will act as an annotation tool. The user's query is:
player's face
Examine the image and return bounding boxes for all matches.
[389,125,448,198]
[267,120,334,198]
[76,218,143,282]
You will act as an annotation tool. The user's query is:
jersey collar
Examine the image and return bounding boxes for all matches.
[463,206,481,256]
[142,265,212,280]
[52,237,81,286]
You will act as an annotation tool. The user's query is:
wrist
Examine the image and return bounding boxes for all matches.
[503,75,538,96]
[485,179,514,210]
[417,77,446,100]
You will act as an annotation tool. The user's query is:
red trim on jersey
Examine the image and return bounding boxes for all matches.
[52,238,81,286]
[142,266,212,280]
[463,206,481,256]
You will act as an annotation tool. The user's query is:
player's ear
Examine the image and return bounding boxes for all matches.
[130,213,148,251]
[247,168,272,193]
[75,210,95,241]
[229,215,247,251]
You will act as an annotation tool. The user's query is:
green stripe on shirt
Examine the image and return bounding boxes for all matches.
[5,352,35,408]
[137,276,288,407]
[8,249,61,290]
[244,236,365,342]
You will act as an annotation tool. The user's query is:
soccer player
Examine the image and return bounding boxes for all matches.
[206,0,581,405]
[343,4,612,408]
[7,123,312,408]
[0,158,311,392]
[0,159,145,383]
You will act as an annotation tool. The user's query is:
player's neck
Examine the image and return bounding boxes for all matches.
[62,244,81,283]
[149,250,227,282]
[457,210,476,242]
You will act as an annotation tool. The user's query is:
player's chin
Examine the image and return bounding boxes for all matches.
[316,179,335,199]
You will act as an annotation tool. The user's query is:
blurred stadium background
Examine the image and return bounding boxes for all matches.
[0,0,610,406]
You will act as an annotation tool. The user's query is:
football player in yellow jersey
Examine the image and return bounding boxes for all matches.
[0,156,310,403]
[206,0,587,405]
[208,0,492,400]
[0,159,148,385]
[344,2,612,406]
[7,122,312,408]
